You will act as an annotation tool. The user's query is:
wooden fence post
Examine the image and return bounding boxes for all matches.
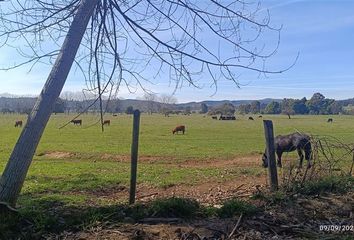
[129,110,141,204]
[263,120,278,191]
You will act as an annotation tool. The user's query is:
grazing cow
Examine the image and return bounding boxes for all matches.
[258,115,263,118]
[248,117,254,120]
[113,114,118,117]
[172,125,185,134]
[262,132,312,169]
[327,118,333,123]
[71,119,82,126]
[103,120,111,126]
[14,120,23,127]
[212,116,217,120]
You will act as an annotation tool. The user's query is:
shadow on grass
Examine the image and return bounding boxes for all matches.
[0,195,258,239]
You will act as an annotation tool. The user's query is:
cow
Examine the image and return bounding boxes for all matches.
[248,117,254,120]
[71,119,82,126]
[327,118,333,123]
[103,120,111,126]
[212,116,217,120]
[262,132,312,169]
[113,114,118,117]
[14,120,23,127]
[172,125,185,134]
[258,115,263,118]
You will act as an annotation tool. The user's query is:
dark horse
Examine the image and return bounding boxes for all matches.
[262,132,312,169]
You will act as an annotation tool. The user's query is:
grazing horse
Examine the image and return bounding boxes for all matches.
[103,120,111,126]
[262,132,312,169]
[172,125,185,134]
[327,118,333,123]
[248,117,254,120]
[71,119,82,126]
[14,120,23,127]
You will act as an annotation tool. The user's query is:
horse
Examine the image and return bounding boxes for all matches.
[71,119,82,126]
[262,132,312,169]
[172,125,185,134]
[14,120,23,127]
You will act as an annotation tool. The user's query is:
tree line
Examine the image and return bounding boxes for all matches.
[235,93,354,115]
[1,92,353,116]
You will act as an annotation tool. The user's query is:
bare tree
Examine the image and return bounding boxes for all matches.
[0,0,292,206]
[159,94,178,116]
[142,93,158,114]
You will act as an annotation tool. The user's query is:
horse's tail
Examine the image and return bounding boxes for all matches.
[304,140,312,160]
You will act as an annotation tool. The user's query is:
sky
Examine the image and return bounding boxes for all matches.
[0,0,354,103]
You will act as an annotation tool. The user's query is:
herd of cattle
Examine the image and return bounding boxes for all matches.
[10,114,337,169]
[12,115,335,128]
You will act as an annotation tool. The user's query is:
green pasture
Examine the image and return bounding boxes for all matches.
[1,113,353,159]
[0,113,353,208]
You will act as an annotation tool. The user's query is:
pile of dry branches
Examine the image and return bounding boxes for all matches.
[281,135,354,190]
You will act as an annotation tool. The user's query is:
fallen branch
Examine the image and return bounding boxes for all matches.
[228,213,243,239]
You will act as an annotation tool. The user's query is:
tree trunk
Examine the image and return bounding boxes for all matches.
[0,0,99,206]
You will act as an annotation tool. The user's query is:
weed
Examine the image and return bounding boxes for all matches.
[217,199,258,218]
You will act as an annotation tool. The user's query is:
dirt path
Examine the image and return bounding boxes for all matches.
[41,151,264,168]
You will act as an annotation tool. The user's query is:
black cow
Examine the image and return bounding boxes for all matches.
[262,132,312,169]
[327,118,333,123]
[248,117,254,120]
[71,119,82,126]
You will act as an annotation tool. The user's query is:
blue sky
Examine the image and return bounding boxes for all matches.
[0,0,354,102]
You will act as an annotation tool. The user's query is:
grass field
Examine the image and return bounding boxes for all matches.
[0,113,353,209]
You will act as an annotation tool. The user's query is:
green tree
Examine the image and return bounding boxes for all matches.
[281,98,295,118]
[200,103,208,114]
[328,101,342,114]
[125,106,134,114]
[264,101,281,114]
[293,97,309,114]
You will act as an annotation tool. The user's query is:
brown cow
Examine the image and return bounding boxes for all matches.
[71,119,82,126]
[172,125,185,134]
[103,120,111,126]
[14,120,23,127]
